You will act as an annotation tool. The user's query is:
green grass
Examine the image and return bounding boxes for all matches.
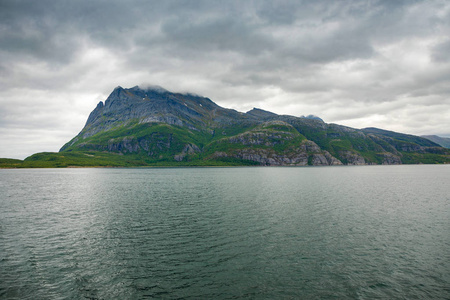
[400,153,450,164]
[17,150,263,168]
[0,158,24,168]
[23,151,138,168]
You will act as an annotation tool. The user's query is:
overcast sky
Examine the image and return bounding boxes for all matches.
[1,0,450,159]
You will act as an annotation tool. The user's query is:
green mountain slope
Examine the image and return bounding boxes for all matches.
[15,85,450,167]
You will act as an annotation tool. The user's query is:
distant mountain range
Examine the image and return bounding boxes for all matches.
[421,135,450,149]
[6,85,450,167]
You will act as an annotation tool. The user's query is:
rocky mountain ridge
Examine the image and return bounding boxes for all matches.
[58,85,450,166]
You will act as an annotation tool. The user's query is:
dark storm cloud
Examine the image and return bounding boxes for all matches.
[0,1,82,63]
[0,1,416,76]
[1,0,450,159]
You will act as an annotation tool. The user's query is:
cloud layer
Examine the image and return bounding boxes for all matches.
[1,0,449,159]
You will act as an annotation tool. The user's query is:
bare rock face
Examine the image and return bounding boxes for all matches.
[228,132,285,146]
[79,86,240,139]
[211,139,342,166]
[311,154,329,166]
[232,148,308,166]
[174,144,201,161]
[398,144,422,152]
[380,152,402,165]
[324,151,343,165]
[340,151,366,165]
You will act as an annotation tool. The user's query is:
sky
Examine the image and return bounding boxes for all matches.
[1,0,450,159]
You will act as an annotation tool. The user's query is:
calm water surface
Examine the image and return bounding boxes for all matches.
[0,165,449,299]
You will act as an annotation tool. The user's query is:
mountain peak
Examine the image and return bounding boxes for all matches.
[246,108,278,118]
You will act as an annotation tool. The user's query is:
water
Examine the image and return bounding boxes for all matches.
[0,165,449,299]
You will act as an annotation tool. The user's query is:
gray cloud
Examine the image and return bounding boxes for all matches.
[1,0,450,159]
[432,39,450,62]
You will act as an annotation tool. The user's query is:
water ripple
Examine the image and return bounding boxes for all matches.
[0,166,449,299]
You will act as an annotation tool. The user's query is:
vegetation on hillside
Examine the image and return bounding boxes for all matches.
[2,86,449,168]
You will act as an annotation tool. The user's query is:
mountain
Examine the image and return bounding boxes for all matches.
[21,85,450,167]
[421,135,450,149]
